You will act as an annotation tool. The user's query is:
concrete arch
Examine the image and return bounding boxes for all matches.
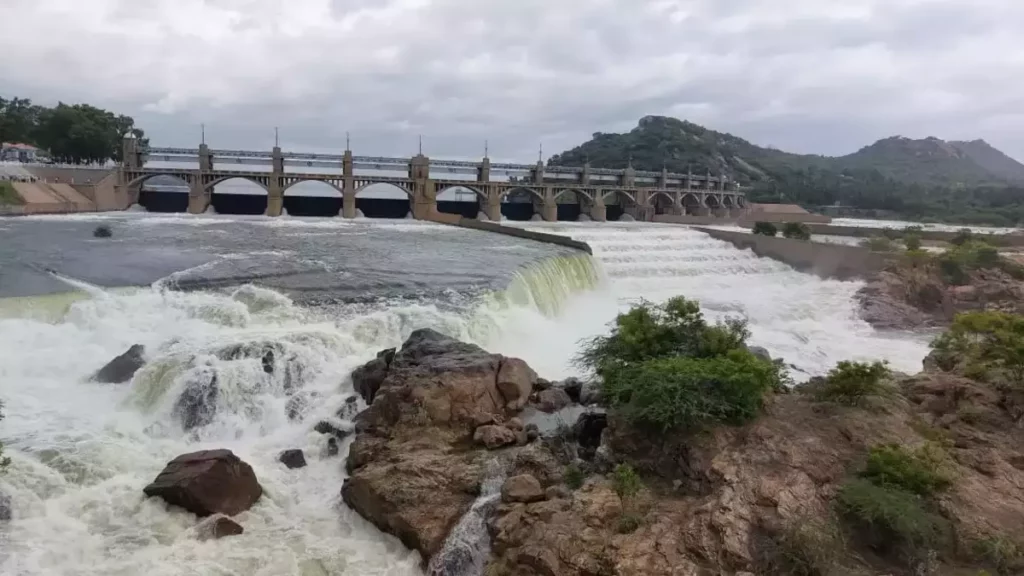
[649,191,677,215]
[206,175,269,194]
[500,186,544,203]
[282,179,342,196]
[601,189,636,206]
[705,194,722,208]
[354,182,414,198]
[127,172,193,191]
[681,193,703,213]
[137,174,190,212]
[553,188,594,204]
[436,184,487,202]
[722,194,735,207]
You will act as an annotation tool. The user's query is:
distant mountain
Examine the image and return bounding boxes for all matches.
[547,116,1024,225]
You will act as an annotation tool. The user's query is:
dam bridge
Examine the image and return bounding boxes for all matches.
[120,138,747,221]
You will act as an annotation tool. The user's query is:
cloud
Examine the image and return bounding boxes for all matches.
[2,0,1023,161]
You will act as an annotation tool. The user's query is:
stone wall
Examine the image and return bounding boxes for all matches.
[424,214,593,254]
[695,227,894,280]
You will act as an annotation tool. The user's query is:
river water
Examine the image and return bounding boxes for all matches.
[0,214,929,576]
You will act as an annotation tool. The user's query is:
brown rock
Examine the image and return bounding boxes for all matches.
[195,514,244,540]
[535,388,572,413]
[501,474,545,504]
[474,424,517,449]
[143,449,262,517]
[497,357,537,410]
[505,417,525,431]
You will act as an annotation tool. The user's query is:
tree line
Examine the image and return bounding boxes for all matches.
[0,96,148,164]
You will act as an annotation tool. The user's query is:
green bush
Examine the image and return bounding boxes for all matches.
[604,350,783,432]
[564,464,584,490]
[764,519,846,576]
[903,233,923,251]
[753,221,778,236]
[861,236,897,252]
[861,444,951,496]
[611,463,642,500]
[972,536,1024,575]
[951,228,974,246]
[782,222,811,240]
[813,360,892,407]
[904,225,925,234]
[574,296,748,380]
[836,479,949,554]
[616,514,643,534]
[930,311,1024,386]
[0,181,23,205]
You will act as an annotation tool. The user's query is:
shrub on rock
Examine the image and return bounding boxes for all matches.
[752,221,778,237]
[811,360,892,407]
[782,222,811,240]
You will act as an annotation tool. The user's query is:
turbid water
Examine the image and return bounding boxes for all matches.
[0,213,930,576]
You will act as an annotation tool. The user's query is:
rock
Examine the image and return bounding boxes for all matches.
[474,424,517,449]
[91,344,146,384]
[545,485,571,500]
[195,514,244,540]
[559,378,583,403]
[335,395,360,421]
[747,345,772,363]
[174,370,219,431]
[573,412,608,460]
[535,388,572,413]
[578,381,602,405]
[261,349,275,374]
[501,474,545,504]
[497,357,537,410]
[278,449,306,469]
[313,420,350,440]
[0,490,11,521]
[525,424,540,442]
[534,378,552,392]
[506,417,525,432]
[351,347,395,404]
[143,449,262,517]
[326,437,339,457]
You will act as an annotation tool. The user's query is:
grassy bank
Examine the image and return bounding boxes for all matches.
[0,181,24,205]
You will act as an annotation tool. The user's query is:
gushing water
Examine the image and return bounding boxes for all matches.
[0,219,930,576]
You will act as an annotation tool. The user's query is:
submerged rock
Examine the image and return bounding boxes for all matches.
[0,490,11,521]
[279,449,307,469]
[91,344,146,384]
[326,437,339,457]
[143,449,262,517]
[314,420,350,440]
[195,514,244,540]
[174,370,219,431]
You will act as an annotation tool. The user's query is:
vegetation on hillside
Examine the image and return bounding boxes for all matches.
[752,221,778,236]
[575,296,787,432]
[931,311,1024,385]
[0,95,147,164]
[548,116,1024,225]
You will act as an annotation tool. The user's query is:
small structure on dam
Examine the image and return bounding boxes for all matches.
[116,136,747,221]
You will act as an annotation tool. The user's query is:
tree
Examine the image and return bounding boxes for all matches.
[930,311,1024,385]
[782,222,811,240]
[753,221,778,236]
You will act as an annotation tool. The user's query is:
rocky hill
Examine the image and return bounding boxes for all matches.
[548,116,1024,225]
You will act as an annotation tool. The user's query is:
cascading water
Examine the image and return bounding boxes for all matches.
[0,217,931,576]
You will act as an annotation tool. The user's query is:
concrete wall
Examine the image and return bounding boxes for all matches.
[738,212,832,225]
[805,224,1024,247]
[424,213,593,254]
[694,227,893,280]
[652,214,739,225]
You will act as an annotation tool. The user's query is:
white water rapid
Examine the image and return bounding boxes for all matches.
[0,219,929,576]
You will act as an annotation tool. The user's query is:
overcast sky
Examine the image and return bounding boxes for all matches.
[2,0,1023,163]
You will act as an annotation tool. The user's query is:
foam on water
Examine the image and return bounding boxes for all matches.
[0,220,931,576]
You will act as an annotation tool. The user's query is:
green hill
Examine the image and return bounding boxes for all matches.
[547,116,1024,226]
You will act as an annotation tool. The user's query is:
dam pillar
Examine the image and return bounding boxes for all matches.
[589,193,607,222]
[409,153,434,219]
[187,175,210,214]
[341,149,356,218]
[265,146,285,217]
[540,186,557,222]
[483,189,502,221]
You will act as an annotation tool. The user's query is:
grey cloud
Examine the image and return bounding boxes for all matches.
[1,0,1023,162]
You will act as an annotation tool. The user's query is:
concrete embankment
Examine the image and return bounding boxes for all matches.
[425,212,593,254]
[695,227,893,280]
[804,223,1024,247]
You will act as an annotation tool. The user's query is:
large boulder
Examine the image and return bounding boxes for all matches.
[278,449,307,469]
[497,358,537,410]
[474,424,517,450]
[342,329,541,564]
[143,449,262,517]
[501,474,545,504]
[535,388,572,413]
[91,344,146,383]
